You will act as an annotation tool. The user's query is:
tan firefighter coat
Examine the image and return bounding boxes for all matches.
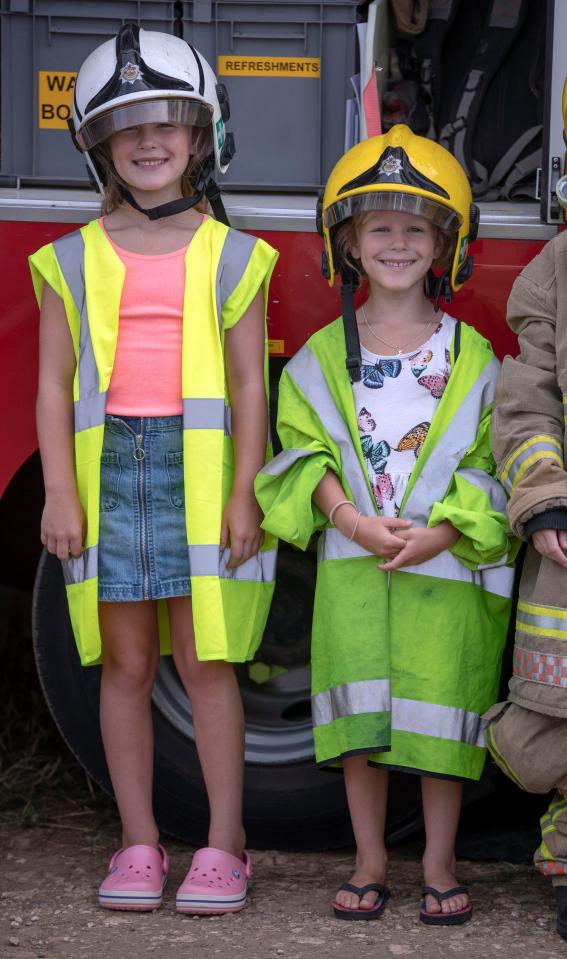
[492,230,567,718]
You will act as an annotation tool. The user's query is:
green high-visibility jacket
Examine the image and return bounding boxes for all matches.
[30,217,278,667]
[256,316,516,781]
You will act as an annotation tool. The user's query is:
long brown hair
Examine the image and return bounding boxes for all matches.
[93,125,213,215]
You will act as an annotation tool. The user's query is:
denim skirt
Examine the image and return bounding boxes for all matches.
[98,414,191,602]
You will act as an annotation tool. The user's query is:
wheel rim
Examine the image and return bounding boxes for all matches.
[152,660,315,765]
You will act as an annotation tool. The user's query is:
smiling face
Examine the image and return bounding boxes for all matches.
[350,210,442,293]
[109,121,193,198]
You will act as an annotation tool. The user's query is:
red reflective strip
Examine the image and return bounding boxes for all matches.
[514,648,567,686]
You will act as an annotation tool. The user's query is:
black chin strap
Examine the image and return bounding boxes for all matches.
[117,155,230,225]
[424,269,453,312]
[341,268,362,383]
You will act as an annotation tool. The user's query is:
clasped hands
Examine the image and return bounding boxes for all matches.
[333,504,459,571]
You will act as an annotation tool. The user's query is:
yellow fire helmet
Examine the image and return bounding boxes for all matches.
[317,124,479,292]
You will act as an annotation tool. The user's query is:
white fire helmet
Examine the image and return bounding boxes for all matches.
[70,23,234,191]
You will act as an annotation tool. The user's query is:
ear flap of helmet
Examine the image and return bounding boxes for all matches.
[316,189,324,236]
[425,270,452,312]
[216,82,231,122]
[469,204,480,243]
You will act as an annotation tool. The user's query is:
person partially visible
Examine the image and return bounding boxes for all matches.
[484,77,567,945]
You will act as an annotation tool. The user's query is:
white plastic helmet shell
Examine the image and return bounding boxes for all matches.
[72,25,231,178]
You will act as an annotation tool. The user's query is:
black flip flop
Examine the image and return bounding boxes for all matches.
[555,886,567,940]
[334,881,390,921]
[420,885,472,926]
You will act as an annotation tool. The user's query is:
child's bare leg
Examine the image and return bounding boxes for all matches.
[421,776,469,915]
[335,758,389,911]
[168,596,246,859]
[99,601,160,849]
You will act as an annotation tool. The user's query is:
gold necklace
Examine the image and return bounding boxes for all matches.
[360,303,437,356]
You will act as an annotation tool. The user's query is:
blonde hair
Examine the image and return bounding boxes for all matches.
[94,125,213,215]
[333,212,456,278]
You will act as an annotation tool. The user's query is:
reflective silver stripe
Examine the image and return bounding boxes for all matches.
[516,607,567,639]
[261,447,315,476]
[74,391,107,432]
[478,565,515,598]
[403,356,500,526]
[285,346,375,516]
[500,438,564,495]
[318,527,372,562]
[312,684,485,747]
[53,230,86,316]
[457,467,508,514]
[216,228,257,328]
[317,531,512,597]
[53,232,100,400]
[312,679,391,728]
[61,545,98,586]
[189,544,277,582]
[397,551,514,598]
[392,697,486,747]
[183,397,230,432]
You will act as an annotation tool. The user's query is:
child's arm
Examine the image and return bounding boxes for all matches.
[492,240,567,554]
[313,469,412,559]
[224,288,266,569]
[36,283,85,560]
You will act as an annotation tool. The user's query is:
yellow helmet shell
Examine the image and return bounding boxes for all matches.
[320,124,476,291]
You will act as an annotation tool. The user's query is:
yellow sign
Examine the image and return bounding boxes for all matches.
[218,56,320,78]
[268,339,285,355]
[38,71,77,129]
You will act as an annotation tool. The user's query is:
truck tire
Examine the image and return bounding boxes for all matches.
[32,548,422,850]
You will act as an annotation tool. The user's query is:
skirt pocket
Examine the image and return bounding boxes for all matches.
[166,451,185,510]
[100,451,121,512]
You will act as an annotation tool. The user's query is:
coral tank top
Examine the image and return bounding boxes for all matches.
[103,220,188,416]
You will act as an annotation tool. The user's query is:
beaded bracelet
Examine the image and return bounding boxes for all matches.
[328,499,357,526]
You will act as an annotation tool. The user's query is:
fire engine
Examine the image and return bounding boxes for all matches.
[0,0,565,849]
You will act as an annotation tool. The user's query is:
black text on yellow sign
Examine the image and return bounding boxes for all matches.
[218,56,320,78]
[38,71,77,129]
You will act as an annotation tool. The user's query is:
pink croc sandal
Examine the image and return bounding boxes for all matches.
[176,847,252,914]
[98,844,169,911]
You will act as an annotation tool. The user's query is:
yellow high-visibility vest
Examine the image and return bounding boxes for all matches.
[30,217,278,666]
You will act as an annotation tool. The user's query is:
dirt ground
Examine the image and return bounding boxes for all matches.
[1,590,565,959]
[1,813,565,959]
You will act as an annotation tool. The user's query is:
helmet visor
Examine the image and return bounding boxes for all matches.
[79,98,213,149]
[325,191,461,233]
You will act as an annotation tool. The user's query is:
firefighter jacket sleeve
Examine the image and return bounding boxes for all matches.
[491,236,567,539]
[428,401,515,569]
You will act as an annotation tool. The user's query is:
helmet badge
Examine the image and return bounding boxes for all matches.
[377,152,403,177]
[120,62,143,84]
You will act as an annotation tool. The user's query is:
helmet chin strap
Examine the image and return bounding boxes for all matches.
[116,155,230,225]
[118,184,205,220]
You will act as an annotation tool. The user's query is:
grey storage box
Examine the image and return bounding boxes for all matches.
[0,1,176,183]
[183,1,359,190]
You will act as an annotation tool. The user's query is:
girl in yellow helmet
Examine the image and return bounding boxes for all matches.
[256,124,515,925]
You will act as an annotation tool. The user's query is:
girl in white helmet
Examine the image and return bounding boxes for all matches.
[31,23,277,915]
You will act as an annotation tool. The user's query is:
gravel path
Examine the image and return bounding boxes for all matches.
[1,814,565,959]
